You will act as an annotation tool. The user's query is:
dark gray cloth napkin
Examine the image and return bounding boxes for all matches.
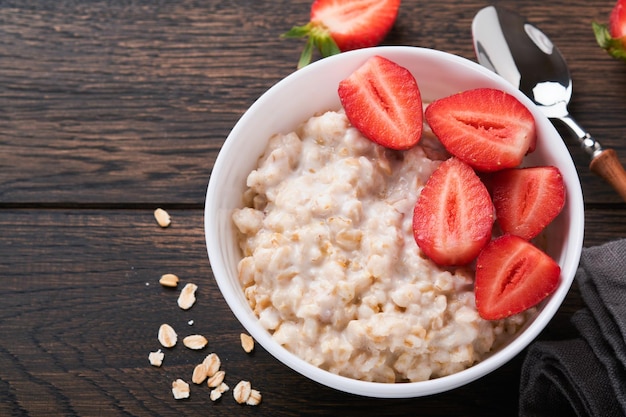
[519,239,626,417]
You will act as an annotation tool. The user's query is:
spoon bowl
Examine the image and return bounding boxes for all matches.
[472,5,626,201]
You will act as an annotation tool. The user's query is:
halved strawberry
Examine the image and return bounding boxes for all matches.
[475,234,561,320]
[412,157,494,266]
[424,88,536,172]
[338,55,423,150]
[593,0,626,61]
[491,166,566,240]
[283,0,401,68]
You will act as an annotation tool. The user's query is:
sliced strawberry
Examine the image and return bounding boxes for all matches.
[424,88,536,172]
[475,234,561,320]
[338,55,423,150]
[282,0,401,68]
[491,166,565,240]
[412,157,494,266]
[593,0,626,61]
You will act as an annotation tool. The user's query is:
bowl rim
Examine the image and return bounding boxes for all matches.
[204,46,585,398]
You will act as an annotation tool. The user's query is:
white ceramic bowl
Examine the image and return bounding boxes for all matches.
[204,46,584,398]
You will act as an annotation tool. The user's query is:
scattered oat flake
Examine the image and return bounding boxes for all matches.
[159,273,179,288]
[183,334,208,350]
[210,383,230,402]
[233,380,252,404]
[202,353,221,376]
[210,381,229,400]
[247,389,262,406]
[151,269,265,405]
[210,389,222,401]
[171,379,190,400]
[207,370,225,388]
[158,324,178,348]
[148,349,164,367]
[177,283,198,310]
[240,333,255,353]
[154,208,171,228]
[192,363,209,384]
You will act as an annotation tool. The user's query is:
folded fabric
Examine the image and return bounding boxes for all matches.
[519,239,626,417]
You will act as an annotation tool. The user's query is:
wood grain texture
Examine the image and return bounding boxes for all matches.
[2,0,626,415]
[1,0,300,205]
[2,208,622,417]
[1,0,625,205]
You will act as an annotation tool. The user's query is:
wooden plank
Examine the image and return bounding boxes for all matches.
[1,0,625,415]
[0,0,298,205]
[0,206,623,415]
[1,0,625,205]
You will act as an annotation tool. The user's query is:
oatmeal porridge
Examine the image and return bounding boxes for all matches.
[231,110,531,383]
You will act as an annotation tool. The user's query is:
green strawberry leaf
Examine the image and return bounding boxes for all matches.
[315,34,341,58]
[282,23,314,39]
[282,22,341,69]
[593,22,626,61]
[297,37,315,69]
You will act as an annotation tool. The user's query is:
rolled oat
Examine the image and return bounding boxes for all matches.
[240,333,254,353]
[191,363,209,384]
[157,324,177,348]
[183,334,208,350]
[209,382,229,401]
[207,370,225,388]
[209,388,222,401]
[171,379,190,400]
[159,273,179,288]
[154,208,171,228]
[177,283,198,310]
[246,389,262,406]
[233,380,251,404]
[148,349,164,367]
[202,353,221,376]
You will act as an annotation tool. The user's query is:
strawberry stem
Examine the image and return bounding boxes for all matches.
[298,37,315,69]
[282,22,314,38]
[592,22,626,60]
[316,30,341,58]
[282,22,341,69]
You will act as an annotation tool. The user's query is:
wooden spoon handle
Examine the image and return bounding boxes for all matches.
[589,148,626,203]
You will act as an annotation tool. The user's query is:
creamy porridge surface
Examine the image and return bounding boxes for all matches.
[232,110,530,383]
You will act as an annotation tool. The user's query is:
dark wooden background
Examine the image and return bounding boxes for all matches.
[1,0,625,415]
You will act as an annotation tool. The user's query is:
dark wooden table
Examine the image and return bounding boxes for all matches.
[2,0,625,415]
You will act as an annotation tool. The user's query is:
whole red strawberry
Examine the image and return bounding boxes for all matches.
[283,0,401,68]
[593,0,626,60]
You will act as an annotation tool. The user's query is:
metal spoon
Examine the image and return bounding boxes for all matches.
[472,5,626,202]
